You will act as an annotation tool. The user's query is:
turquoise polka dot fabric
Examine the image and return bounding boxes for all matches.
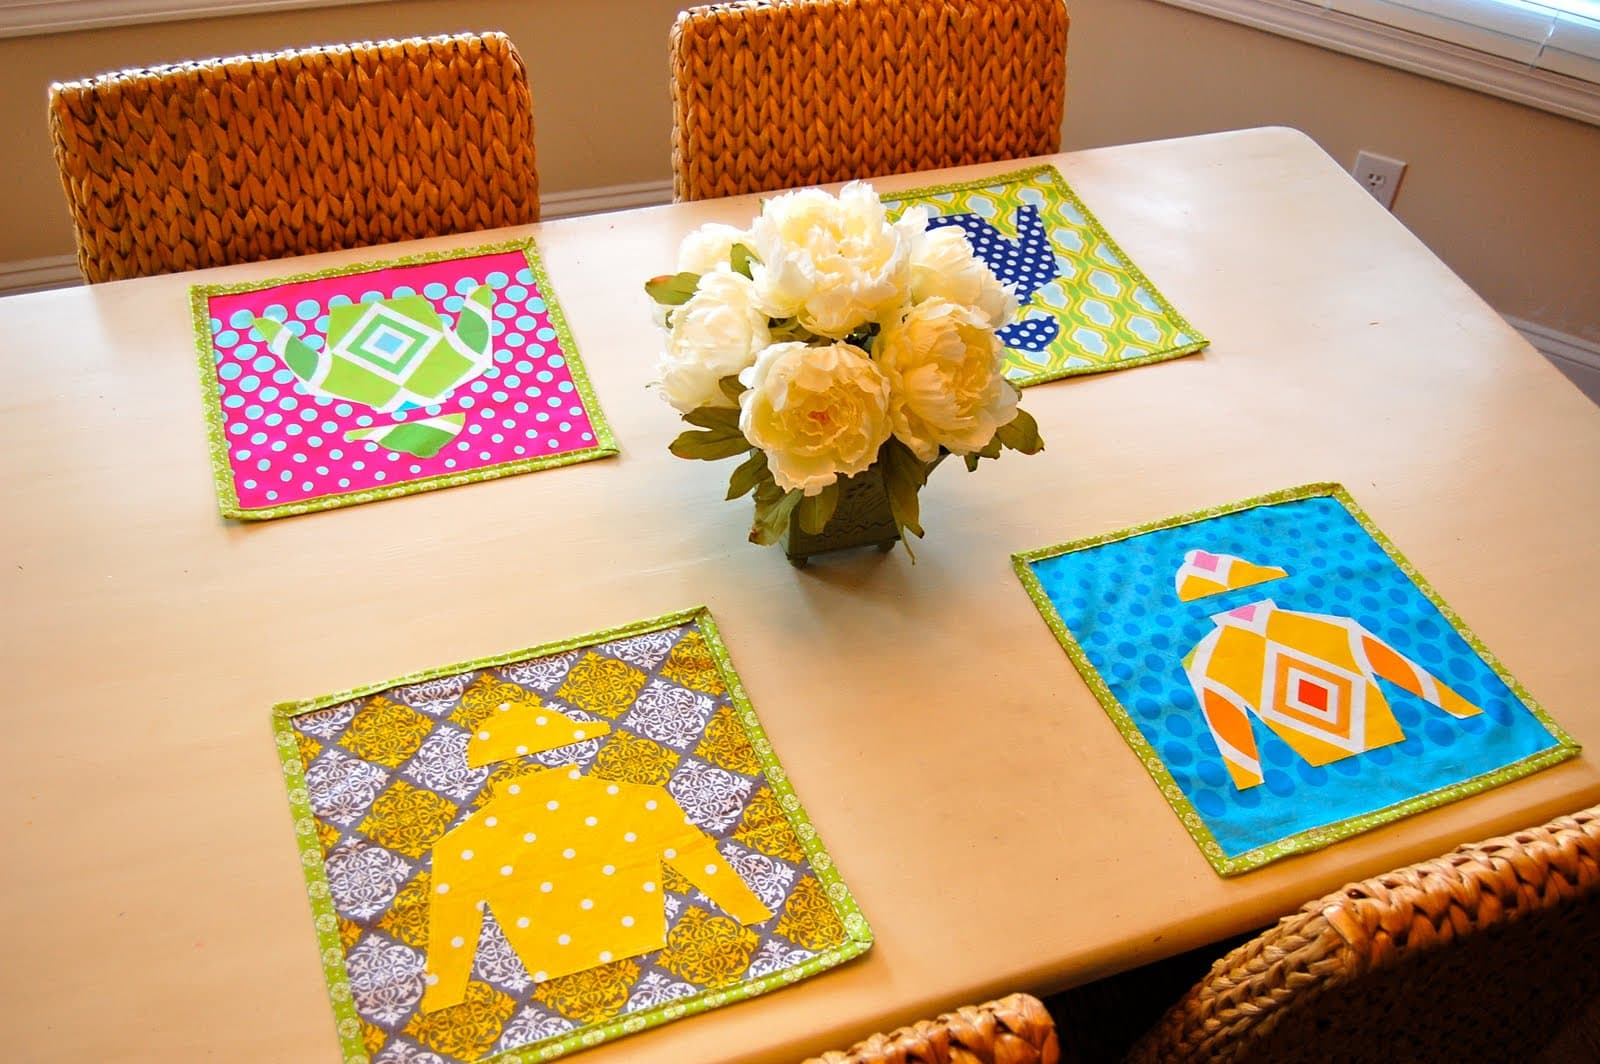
[1013,484,1579,875]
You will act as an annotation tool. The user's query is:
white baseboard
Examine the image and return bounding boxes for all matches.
[542,179,674,219]
[1505,314,1600,406]
[0,178,676,297]
[0,254,82,296]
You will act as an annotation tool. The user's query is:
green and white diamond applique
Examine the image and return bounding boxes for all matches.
[253,286,496,415]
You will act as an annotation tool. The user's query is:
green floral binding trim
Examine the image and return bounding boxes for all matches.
[191,238,619,522]
[1011,482,1582,877]
[885,163,1208,388]
[270,605,873,1063]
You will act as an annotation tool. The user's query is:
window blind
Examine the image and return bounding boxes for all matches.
[1305,1,1600,82]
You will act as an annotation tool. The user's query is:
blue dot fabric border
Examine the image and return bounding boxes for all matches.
[1012,483,1580,876]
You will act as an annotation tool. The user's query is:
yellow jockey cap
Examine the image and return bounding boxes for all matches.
[1175,549,1288,602]
[463,686,612,768]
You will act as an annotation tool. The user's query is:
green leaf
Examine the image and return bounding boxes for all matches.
[718,374,746,405]
[963,453,981,472]
[644,271,701,307]
[725,450,769,500]
[682,405,742,437]
[750,483,802,545]
[669,428,750,461]
[974,434,1003,461]
[880,438,930,541]
[795,482,841,534]
[996,407,1044,454]
[730,243,756,279]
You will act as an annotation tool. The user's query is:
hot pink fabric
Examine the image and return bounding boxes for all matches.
[204,250,599,510]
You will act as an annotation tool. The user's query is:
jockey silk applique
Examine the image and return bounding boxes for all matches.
[272,609,870,1062]
[1014,484,1579,875]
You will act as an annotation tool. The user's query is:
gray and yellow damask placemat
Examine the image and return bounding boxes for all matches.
[273,607,870,1062]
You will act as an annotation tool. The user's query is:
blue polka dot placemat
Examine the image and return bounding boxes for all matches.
[190,239,618,520]
[882,164,1207,388]
[1012,483,1579,875]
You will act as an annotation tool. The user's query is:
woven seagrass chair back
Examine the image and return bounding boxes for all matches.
[1126,805,1600,1064]
[669,0,1069,202]
[48,32,540,284]
[803,993,1059,1064]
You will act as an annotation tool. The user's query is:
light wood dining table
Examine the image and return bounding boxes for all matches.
[3,126,1598,1063]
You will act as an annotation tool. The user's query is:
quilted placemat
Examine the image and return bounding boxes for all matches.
[272,607,871,1062]
[1013,483,1579,875]
[883,164,1206,387]
[193,239,617,520]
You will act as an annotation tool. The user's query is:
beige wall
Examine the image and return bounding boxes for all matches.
[2,0,1596,343]
[1062,0,1600,345]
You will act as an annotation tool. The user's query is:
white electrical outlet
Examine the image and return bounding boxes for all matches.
[1353,150,1407,210]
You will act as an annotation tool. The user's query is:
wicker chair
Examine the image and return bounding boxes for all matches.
[1124,804,1600,1063]
[669,0,1069,202]
[803,993,1059,1064]
[48,31,540,283]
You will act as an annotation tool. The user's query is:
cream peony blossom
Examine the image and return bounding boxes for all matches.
[653,270,771,413]
[738,341,892,495]
[675,222,753,275]
[908,224,1019,330]
[875,298,1020,462]
[747,183,922,339]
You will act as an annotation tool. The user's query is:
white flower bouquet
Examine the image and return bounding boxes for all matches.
[646,182,1042,553]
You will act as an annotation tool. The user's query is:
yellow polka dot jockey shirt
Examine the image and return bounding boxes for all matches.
[421,768,772,1011]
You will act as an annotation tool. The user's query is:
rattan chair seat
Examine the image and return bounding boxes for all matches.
[1126,804,1600,1063]
[804,992,1060,1064]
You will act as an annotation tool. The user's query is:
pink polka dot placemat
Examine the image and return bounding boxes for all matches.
[190,240,618,520]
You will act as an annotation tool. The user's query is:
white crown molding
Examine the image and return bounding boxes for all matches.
[1153,0,1600,126]
[0,0,392,39]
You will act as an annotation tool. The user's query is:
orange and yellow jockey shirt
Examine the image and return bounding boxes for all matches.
[1182,600,1482,790]
[421,767,772,1012]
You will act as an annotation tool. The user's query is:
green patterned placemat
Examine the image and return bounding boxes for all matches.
[884,164,1207,387]
[272,606,871,1061]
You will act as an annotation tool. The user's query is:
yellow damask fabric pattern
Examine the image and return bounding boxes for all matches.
[591,731,681,786]
[659,631,725,696]
[340,696,433,768]
[557,653,648,719]
[695,706,762,775]
[359,781,458,859]
[403,981,517,1059]
[532,959,641,1024]
[297,732,322,770]
[776,876,848,952]
[376,874,432,949]
[657,907,760,988]
[733,786,806,864]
